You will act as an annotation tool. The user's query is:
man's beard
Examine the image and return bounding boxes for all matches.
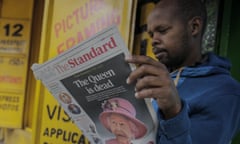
[160,33,190,71]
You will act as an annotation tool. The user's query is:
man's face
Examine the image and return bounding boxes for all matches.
[147,4,192,69]
[108,113,134,140]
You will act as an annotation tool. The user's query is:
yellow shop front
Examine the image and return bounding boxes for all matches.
[0,0,138,144]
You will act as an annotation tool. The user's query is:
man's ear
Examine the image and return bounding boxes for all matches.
[189,16,202,36]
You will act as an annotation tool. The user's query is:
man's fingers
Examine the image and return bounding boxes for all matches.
[126,55,168,84]
[127,64,169,84]
[135,75,162,91]
[125,55,163,67]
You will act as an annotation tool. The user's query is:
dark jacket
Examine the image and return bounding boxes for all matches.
[153,52,240,144]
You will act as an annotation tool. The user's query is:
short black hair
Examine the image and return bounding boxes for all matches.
[175,0,207,34]
[156,0,207,35]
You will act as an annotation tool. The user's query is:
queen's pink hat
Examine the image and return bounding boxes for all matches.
[99,97,147,139]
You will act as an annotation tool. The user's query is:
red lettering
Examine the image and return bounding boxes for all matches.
[79,3,88,20]
[53,0,105,39]
[66,36,117,70]
[57,43,65,54]
[62,19,67,33]
[68,59,77,68]
[67,15,73,29]
[54,22,62,38]
[66,37,76,50]
[72,9,80,24]
[54,1,122,55]
[0,75,22,84]
[56,32,85,55]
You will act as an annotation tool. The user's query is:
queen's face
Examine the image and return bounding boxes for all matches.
[108,113,134,140]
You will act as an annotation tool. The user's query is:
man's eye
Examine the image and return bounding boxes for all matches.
[158,28,168,34]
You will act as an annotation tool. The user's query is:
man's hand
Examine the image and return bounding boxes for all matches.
[125,55,182,119]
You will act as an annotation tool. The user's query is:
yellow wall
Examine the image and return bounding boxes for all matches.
[0,0,137,144]
[0,0,33,143]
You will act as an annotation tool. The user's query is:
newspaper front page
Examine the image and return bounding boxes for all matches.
[32,26,157,144]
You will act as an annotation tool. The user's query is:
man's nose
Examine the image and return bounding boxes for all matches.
[151,33,161,47]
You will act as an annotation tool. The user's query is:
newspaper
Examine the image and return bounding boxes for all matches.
[31,26,157,144]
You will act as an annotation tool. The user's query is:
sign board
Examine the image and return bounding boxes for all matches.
[0,17,31,128]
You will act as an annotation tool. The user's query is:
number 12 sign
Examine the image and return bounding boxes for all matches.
[0,18,30,55]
